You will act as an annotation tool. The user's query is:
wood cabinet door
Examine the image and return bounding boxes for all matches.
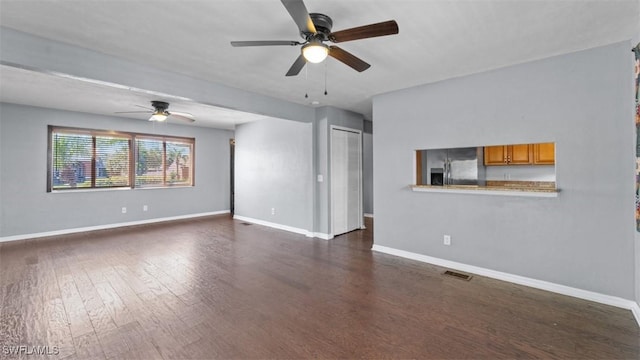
[533,143,555,164]
[509,144,533,165]
[484,146,508,165]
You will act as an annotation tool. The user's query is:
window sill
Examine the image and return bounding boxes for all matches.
[50,187,132,194]
[50,185,194,193]
[136,185,194,190]
[410,185,559,198]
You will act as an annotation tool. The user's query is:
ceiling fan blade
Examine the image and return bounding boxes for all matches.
[281,0,316,34]
[114,111,152,114]
[169,113,196,123]
[328,46,370,72]
[329,20,399,43]
[134,104,154,110]
[285,54,307,76]
[231,40,301,47]
[170,111,194,118]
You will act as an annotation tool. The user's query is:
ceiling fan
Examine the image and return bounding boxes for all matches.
[116,101,195,123]
[230,0,399,76]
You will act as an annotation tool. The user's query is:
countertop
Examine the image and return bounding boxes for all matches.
[410,182,559,197]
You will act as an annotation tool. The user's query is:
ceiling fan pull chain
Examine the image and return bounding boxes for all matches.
[304,64,309,98]
[324,61,328,96]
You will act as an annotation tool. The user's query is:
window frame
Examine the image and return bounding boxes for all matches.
[47,125,195,192]
[134,135,196,188]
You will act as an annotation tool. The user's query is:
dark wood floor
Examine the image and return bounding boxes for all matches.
[1,215,638,359]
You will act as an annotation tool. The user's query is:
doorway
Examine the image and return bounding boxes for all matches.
[330,126,363,236]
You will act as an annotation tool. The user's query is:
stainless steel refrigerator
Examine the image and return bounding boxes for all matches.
[421,147,485,186]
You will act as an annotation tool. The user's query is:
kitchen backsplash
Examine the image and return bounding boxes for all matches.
[485,164,556,182]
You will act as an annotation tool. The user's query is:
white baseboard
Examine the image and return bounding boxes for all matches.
[0,210,230,243]
[372,244,640,327]
[232,215,335,240]
[631,302,640,327]
[233,215,312,237]
[313,232,334,240]
[364,213,374,218]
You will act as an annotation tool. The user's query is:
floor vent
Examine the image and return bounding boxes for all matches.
[241,222,252,226]
[443,270,472,281]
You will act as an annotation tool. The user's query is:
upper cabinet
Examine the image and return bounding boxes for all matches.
[484,144,532,165]
[484,145,509,165]
[533,142,555,165]
[510,144,534,164]
[484,142,554,166]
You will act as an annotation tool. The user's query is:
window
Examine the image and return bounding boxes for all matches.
[49,128,131,190]
[48,126,194,191]
[135,137,194,188]
[135,138,163,187]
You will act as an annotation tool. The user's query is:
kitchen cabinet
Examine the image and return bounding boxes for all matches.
[484,144,532,165]
[533,142,555,164]
[484,146,508,165]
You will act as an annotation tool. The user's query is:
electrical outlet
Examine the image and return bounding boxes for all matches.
[121,207,127,214]
[271,208,276,215]
[143,205,148,212]
[443,235,451,246]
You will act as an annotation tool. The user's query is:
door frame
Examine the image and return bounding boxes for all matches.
[329,125,364,236]
[229,138,235,215]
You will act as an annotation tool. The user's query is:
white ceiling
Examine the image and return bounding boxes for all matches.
[0,0,638,124]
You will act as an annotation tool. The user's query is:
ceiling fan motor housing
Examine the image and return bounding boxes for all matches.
[151,101,170,113]
[305,13,333,41]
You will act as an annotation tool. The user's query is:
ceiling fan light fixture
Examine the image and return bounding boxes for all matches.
[302,41,329,63]
[149,111,168,122]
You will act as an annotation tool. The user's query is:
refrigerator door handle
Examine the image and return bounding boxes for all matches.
[446,159,451,185]
[444,160,448,185]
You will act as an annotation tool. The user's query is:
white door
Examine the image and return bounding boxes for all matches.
[331,127,362,236]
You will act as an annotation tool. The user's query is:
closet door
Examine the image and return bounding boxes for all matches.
[331,127,362,236]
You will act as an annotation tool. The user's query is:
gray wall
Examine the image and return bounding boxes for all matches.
[234,117,313,232]
[373,41,636,300]
[0,103,232,237]
[234,106,366,236]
